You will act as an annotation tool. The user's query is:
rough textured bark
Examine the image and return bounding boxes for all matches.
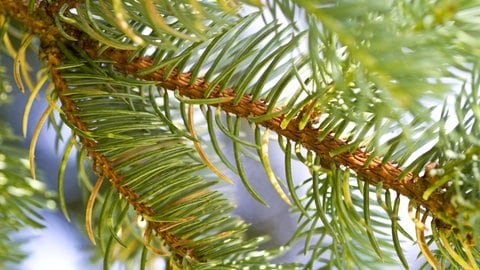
[0,0,457,237]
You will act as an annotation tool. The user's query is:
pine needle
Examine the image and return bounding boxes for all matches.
[22,72,49,137]
[29,104,54,179]
[86,176,104,245]
[13,34,34,94]
[142,0,200,42]
[57,136,76,222]
[187,104,234,184]
[439,230,477,270]
[259,128,291,205]
[415,208,440,270]
[143,225,170,256]
[112,0,145,46]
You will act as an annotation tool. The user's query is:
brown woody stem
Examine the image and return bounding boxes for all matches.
[85,46,457,226]
[1,0,457,233]
[1,0,200,261]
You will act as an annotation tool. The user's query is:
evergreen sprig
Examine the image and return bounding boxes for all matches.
[1,0,480,268]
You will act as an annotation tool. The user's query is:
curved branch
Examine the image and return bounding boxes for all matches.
[83,46,457,227]
[49,67,197,261]
[1,0,204,263]
[1,0,457,231]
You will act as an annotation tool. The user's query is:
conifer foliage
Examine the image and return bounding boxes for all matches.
[1,0,480,268]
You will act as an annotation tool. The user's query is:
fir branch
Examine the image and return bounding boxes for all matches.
[4,2,479,268]
[82,42,457,228]
[48,65,202,262]
[0,0,458,231]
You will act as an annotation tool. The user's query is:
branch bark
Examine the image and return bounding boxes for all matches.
[0,0,458,233]
[82,45,457,227]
